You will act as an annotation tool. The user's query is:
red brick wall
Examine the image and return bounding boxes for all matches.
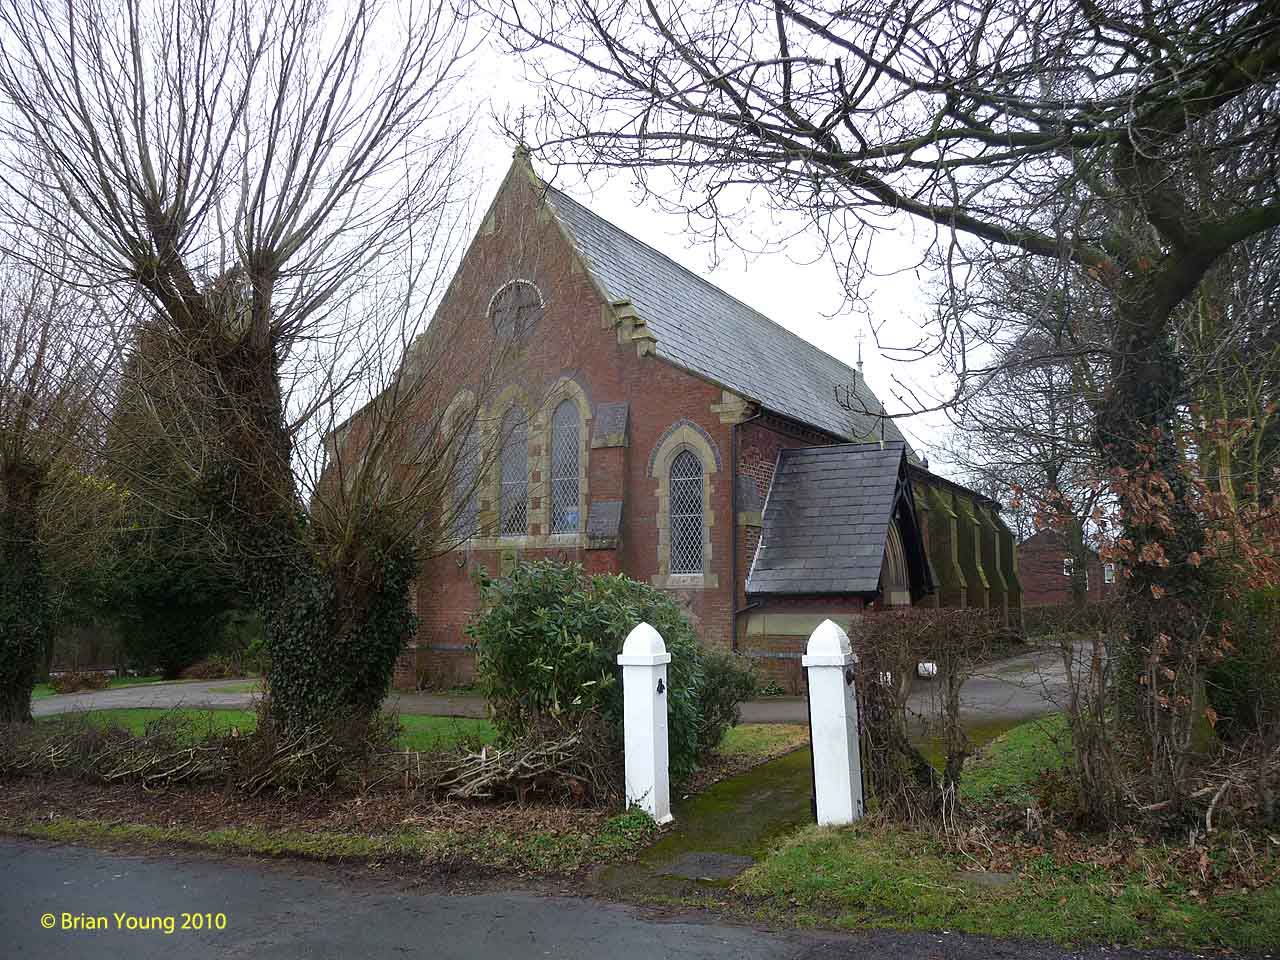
[404,166,737,687]
[1019,531,1116,606]
[614,360,734,649]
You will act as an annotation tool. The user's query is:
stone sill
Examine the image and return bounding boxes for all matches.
[651,573,719,591]
[457,533,588,551]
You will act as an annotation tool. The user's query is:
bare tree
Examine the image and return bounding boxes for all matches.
[1177,228,1280,504]
[0,241,118,722]
[0,0,501,730]
[489,0,1280,739]
[939,253,1112,603]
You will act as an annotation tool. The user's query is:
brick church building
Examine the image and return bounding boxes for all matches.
[392,153,1020,690]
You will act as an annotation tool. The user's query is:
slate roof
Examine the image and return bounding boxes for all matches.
[544,187,915,456]
[746,441,909,596]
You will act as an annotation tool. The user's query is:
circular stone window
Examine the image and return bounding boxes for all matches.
[489,280,544,341]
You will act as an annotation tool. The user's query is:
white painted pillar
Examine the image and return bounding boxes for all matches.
[617,622,673,824]
[802,619,864,826]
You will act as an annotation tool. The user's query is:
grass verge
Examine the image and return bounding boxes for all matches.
[2,718,792,879]
[1,808,657,876]
[960,712,1070,805]
[731,714,1279,951]
[734,822,1279,950]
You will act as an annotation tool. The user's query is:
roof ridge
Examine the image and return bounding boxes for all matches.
[542,184,872,393]
[784,439,905,454]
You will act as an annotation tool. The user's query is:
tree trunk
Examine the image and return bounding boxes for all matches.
[1066,519,1090,608]
[188,303,416,733]
[1097,294,1211,808]
[0,459,49,724]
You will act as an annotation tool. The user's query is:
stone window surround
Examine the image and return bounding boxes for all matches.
[456,378,593,551]
[441,387,480,540]
[649,419,720,591]
[536,377,592,539]
[487,278,545,340]
[477,383,532,544]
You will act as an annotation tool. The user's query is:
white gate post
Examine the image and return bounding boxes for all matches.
[802,619,864,826]
[617,622,673,824]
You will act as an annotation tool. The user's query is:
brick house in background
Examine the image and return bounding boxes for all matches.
[391,152,1021,690]
[1018,529,1116,606]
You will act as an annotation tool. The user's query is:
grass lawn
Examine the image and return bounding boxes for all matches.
[717,723,808,760]
[960,712,1071,805]
[40,708,496,752]
[732,714,1279,951]
[32,675,164,700]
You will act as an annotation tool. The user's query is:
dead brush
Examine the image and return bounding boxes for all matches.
[0,713,234,788]
[424,711,622,805]
[1,706,624,807]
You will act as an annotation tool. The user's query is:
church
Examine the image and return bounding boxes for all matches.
[392,153,1020,691]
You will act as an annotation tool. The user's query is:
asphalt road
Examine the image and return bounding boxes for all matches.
[33,644,1072,726]
[0,838,1240,960]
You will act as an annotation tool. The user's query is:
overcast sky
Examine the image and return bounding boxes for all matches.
[457,36,956,468]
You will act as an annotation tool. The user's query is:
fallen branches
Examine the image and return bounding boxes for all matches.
[430,718,620,806]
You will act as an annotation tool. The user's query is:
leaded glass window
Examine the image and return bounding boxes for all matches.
[450,426,479,539]
[499,406,528,537]
[550,400,581,534]
[669,450,704,574]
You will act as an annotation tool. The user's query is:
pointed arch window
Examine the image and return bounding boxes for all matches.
[669,450,704,574]
[450,426,480,539]
[499,406,528,537]
[550,399,581,533]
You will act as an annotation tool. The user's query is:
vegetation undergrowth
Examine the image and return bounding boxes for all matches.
[469,561,757,791]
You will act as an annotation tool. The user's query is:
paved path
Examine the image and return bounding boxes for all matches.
[0,838,1238,960]
[31,679,493,720]
[33,644,1072,726]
